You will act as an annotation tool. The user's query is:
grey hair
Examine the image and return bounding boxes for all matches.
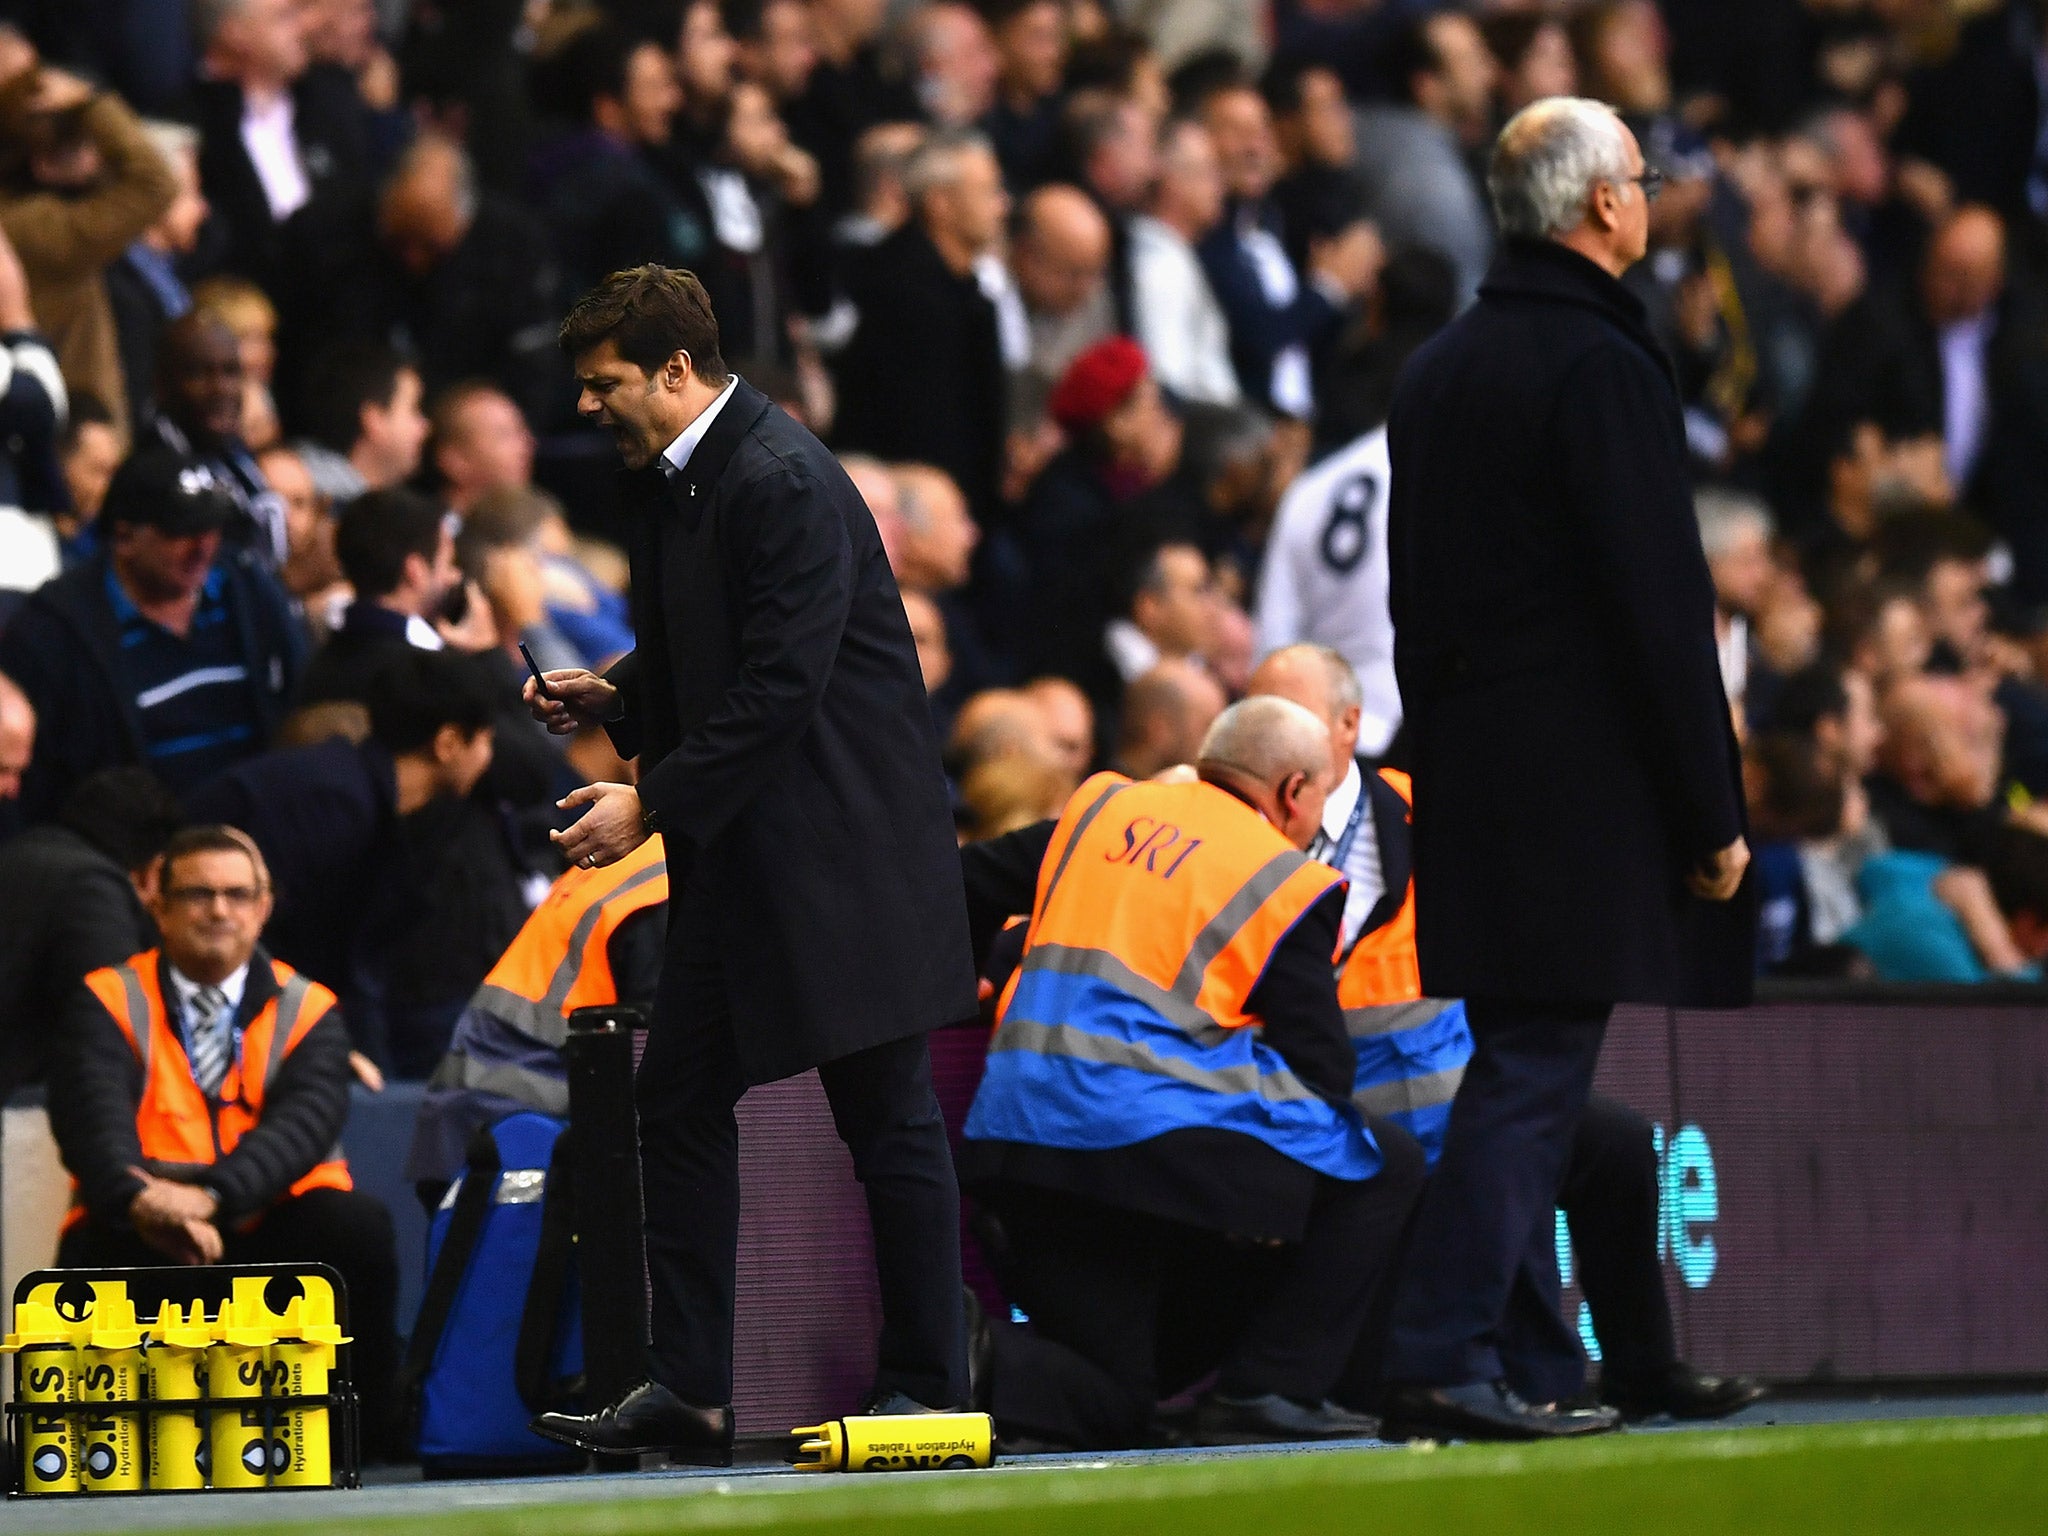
[1488,97,1634,240]
[388,135,479,228]
[1306,644,1363,714]
[901,128,994,203]
[1198,696,1331,787]
[1694,487,1775,558]
[142,119,201,171]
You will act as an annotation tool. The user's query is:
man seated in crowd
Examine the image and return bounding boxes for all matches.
[0,667,29,826]
[0,446,303,818]
[299,486,490,704]
[142,312,289,569]
[955,696,1427,1449]
[291,341,431,507]
[1109,657,1224,781]
[408,833,669,1200]
[187,647,502,1078]
[47,823,399,1452]
[1250,644,1764,1422]
[0,766,182,1100]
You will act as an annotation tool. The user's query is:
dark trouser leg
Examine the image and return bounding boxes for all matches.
[1493,1190,1588,1405]
[243,1188,402,1455]
[635,937,748,1407]
[979,1184,1164,1449]
[1557,1093,1677,1383]
[1222,1118,1429,1404]
[55,1220,162,1268]
[816,1033,968,1409]
[1383,998,1610,1388]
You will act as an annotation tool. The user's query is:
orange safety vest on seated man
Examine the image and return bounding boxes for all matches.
[965,771,1383,1181]
[66,951,351,1229]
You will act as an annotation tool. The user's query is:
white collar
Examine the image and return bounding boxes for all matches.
[1321,758,1363,841]
[660,375,742,478]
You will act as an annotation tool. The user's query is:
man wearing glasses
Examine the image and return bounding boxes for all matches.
[46,824,401,1454]
[1376,98,1749,1443]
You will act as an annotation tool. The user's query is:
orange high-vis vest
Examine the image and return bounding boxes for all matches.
[466,836,669,1048]
[68,952,351,1229]
[967,772,1383,1181]
[1327,767,1471,1160]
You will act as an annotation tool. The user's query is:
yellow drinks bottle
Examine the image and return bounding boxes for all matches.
[77,1291,145,1492]
[208,1282,282,1488]
[4,1301,81,1494]
[146,1301,213,1491]
[790,1412,995,1472]
[269,1290,349,1486]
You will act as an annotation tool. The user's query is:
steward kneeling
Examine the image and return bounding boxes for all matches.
[957,697,1426,1451]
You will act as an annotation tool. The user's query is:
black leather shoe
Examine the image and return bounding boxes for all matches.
[1382,1381,1622,1442]
[1601,1364,1767,1422]
[962,1287,994,1412]
[1188,1392,1380,1445]
[531,1380,734,1466]
[858,1389,950,1415]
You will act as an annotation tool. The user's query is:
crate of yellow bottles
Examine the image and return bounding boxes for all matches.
[4,1265,358,1496]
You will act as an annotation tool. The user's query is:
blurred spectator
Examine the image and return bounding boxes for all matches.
[1745,731,1846,973]
[1127,0,1261,77]
[1986,827,2048,974]
[309,135,563,429]
[189,275,281,450]
[947,685,1056,777]
[0,766,182,1098]
[1765,662,1887,957]
[0,56,177,438]
[784,0,919,217]
[1062,90,1159,328]
[186,646,501,1075]
[1479,12,1579,119]
[292,340,429,505]
[1130,116,1240,407]
[0,221,66,618]
[1868,674,2008,869]
[1264,62,1366,276]
[300,486,485,705]
[732,0,818,111]
[107,119,207,423]
[1352,13,1496,310]
[56,393,120,556]
[47,822,400,1448]
[1108,538,1216,686]
[835,129,1009,521]
[429,379,535,518]
[1833,577,1934,697]
[892,461,980,596]
[0,666,29,804]
[1695,488,1775,713]
[670,0,741,154]
[0,446,302,815]
[902,587,952,699]
[958,750,1070,841]
[142,312,290,567]
[256,442,346,619]
[1196,75,1374,416]
[192,0,370,306]
[1023,674,1094,779]
[841,450,906,566]
[983,0,1067,190]
[905,3,1000,131]
[1109,656,1224,779]
[454,484,582,675]
[1006,184,1115,428]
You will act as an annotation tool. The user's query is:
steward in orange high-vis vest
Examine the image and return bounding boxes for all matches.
[409,836,669,1187]
[957,699,1430,1451]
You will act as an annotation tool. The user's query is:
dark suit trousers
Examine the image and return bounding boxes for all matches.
[981,1123,1426,1449]
[1556,1093,1679,1389]
[1383,998,1610,1392]
[635,935,968,1409]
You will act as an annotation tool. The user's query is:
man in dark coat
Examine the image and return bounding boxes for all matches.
[1378,99,1753,1443]
[524,266,977,1464]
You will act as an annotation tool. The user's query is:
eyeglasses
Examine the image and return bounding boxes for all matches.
[1632,167,1666,205]
[164,885,265,910]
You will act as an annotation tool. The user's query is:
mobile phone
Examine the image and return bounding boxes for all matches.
[519,642,557,699]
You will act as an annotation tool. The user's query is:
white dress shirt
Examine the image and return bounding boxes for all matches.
[1128,215,1242,407]
[662,375,742,478]
[1315,759,1385,950]
[240,89,310,223]
[1938,310,1993,486]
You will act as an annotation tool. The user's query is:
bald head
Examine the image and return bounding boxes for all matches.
[950,688,1053,773]
[1117,659,1225,780]
[841,455,905,568]
[380,135,476,273]
[0,669,34,801]
[1246,644,1363,775]
[1924,205,2005,327]
[1024,676,1093,777]
[1197,694,1336,849]
[1879,674,2002,810]
[1011,182,1111,317]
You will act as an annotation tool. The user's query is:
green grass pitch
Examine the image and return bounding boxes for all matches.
[247,1416,2048,1536]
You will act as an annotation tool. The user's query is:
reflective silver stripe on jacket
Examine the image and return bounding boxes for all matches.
[262,973,314,1091]
[1170,850,1315,1001]
[990,1016,1325,1104]
[1033,781,1130,923]
[1341,999,1456,1039]
[1353,1064,1466,1119]
[113,964,152,1072]
[468,859,669,1046]
[424,1051,572,1118]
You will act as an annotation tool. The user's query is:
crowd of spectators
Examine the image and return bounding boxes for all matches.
[0,1,2046,1422]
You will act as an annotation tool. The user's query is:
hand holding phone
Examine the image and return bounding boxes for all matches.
[520,642,557,699]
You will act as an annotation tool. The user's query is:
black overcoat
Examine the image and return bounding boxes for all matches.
[1386,239,1754,1009]
[604,377,978,1082]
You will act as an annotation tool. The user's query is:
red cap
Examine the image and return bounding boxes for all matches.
[1048,336,1148,432]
